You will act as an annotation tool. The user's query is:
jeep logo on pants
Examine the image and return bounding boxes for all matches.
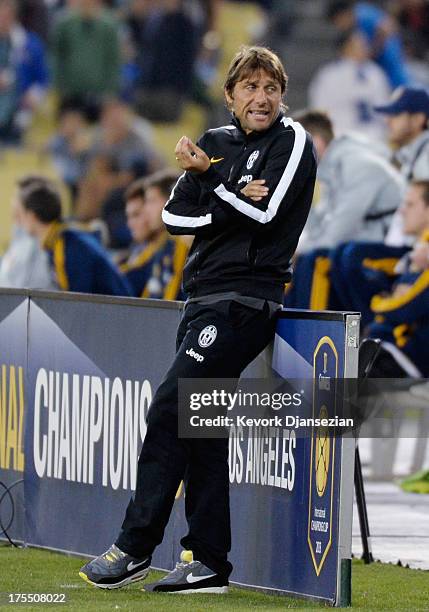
[186,348,204,362]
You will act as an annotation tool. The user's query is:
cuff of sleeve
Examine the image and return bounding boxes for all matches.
[197,164,222,188]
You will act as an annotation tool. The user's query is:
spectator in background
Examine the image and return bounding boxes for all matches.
[18,0,49,43]
[94,97,162,175]
[132,0,198,121]
[296,110,404,253]
[0,0,48,143]
[124,0,152,48]
[100,157,147,251]
[393,0,429,55]
[374,86,429,244]
[318,90,429,323]
[75,153,132,222]
[332,178,429,326]
[0,175,56,289]
[308,29,391,140]
[16,179,131,296]
[51,0,121,117]
[120,0,152,102]
[401,32,429,88]
[365,181,429,378]
[75,97,163,221]
[191,1,222,112]
[375,86,429,180]
[121,170,189,299]
[328,0,409,88]
[286,110,404,311]
[47,102,93,203]
[257,0,296,68]
[193,0,222,32]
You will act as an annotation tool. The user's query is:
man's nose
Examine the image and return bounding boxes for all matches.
[254,88,268,104]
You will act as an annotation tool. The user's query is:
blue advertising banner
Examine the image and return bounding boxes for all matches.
[0,292,357,606]
[226,313,350,603]
[25,293,182,572]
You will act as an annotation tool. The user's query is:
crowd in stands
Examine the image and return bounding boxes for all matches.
[287,84,429,380]
[0,0,220,300]
[0,0,429,380]
[0,0,222,142]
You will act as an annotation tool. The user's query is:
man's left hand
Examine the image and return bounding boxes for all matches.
[175,136,210,173]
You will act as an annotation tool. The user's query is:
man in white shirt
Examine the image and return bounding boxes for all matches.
[308,29,391,140]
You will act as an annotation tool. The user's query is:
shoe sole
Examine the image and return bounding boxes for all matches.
[79,567,150,589]
[157,587,229,595]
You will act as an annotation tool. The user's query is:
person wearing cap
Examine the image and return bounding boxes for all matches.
[374,86,429,246]
[284,109,404,311]
[325,88,429,323]
[374,86,429,183]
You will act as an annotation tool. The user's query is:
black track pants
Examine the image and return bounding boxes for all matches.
[115,300,277,578]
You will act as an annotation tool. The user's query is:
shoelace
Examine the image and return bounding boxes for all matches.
[101,546,125,565]
[176,560,199,570]
[174,562,187,571]
[160,560,197,581]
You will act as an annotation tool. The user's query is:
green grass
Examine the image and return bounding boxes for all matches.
[0,544,428,610]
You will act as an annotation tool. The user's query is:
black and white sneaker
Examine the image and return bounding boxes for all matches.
[79,544,151,589]
[144,551,228,594]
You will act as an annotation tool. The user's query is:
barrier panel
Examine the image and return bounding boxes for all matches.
[0,290,358,606]
[0,291,28,545]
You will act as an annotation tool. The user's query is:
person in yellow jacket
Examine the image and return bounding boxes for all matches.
[120,170,189,300]
[17,177,131,296]
[366,184,429,377]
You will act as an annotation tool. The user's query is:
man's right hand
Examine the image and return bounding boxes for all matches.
[240,179,269,202]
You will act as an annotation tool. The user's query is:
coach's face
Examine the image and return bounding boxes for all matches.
[225,69,282,134]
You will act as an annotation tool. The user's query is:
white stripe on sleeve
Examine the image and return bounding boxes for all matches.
[162,208,212,228]
[162,171,213,228]
[213,118,306,224]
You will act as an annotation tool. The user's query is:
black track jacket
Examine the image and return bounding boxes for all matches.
[162,113,317,304]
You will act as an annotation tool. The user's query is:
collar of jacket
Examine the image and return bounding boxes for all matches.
[43,221,65,251]
[231,111,285,141]
[396,130,429,167]
[126,231,170,269]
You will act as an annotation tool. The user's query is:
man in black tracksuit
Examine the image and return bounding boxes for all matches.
[80,46,316,594]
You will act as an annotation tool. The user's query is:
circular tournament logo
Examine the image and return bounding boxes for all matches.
[198,325,217,348]
[246,150,260,170]
[315,405,330,497]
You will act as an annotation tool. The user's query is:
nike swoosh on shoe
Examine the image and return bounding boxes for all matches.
[127,560,148,571]
[186,573,216,583]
